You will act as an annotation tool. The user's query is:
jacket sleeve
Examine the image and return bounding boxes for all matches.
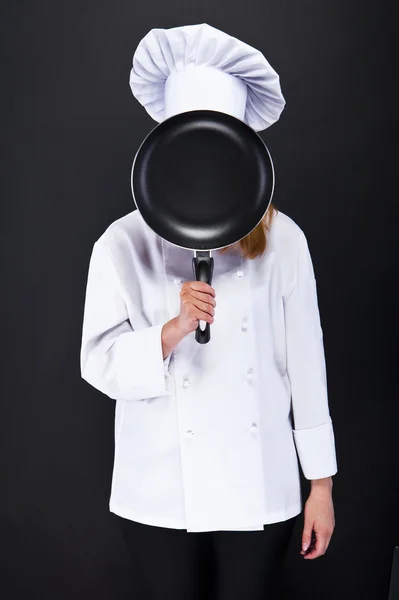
[283,230,338,480]
[80,239,173,401]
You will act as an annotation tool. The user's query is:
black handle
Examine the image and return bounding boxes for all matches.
[192,252,214,344]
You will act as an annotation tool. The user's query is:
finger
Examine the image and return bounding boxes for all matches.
[189,289,217,308]
[183,296,215,318]
[181,284,216,305]
[300,537,316,555]
[304,532,327,559]
[189,307,214,324]
[195,299,215,317]
[190,282,216,297]
[301,522,314,554]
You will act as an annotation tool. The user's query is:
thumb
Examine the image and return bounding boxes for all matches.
[302,521,313,551]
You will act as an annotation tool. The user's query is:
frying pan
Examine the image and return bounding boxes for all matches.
[131,109,275,344]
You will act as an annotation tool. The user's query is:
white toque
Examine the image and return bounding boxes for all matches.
[129,23,286,132]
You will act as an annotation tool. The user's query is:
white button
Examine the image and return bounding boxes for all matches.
[246,368,253,380]
[184,430,195,439]
[250,422,258,436]
[174,278,182,285]
[236,269,243,278]
[183,378,191,388]
[241,317,248,331]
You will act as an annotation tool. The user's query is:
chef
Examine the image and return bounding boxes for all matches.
[80,22,338,600]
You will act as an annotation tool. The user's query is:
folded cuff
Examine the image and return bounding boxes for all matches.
[292,417,338,480]
[115,323,173,401]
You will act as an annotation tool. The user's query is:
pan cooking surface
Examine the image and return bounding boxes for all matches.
[132,110,274,250]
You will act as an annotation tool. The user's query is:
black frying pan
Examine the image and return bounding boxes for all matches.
[131,109,274,344]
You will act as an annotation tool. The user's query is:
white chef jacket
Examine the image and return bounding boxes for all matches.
[80,208,338,533]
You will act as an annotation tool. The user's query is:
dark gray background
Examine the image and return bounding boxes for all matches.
[1,1,397,599]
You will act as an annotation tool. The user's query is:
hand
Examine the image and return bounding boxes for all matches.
[300,489,335,559]
[176,281,216,336]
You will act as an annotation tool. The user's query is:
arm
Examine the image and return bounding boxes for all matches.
[310,476,333,494]
[161,316,187,360]
[80,239,181,401]
[283,231,338,480]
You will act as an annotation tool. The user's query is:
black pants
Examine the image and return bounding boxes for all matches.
[116,514,298,600]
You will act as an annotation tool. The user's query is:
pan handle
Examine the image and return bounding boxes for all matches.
[192,252,214,344]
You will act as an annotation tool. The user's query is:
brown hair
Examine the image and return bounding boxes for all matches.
[218,202,278,259]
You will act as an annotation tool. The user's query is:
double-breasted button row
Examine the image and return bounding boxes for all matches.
[236,270,248,332]
[175,268,251,391]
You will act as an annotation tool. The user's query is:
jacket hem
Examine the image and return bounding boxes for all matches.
[110,502,188,529]
[109,500,303,532]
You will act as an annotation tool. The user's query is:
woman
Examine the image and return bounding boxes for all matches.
[80,22,337,600]
[80,201,337,600]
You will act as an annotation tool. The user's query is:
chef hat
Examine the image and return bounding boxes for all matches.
[129,23,286,132]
